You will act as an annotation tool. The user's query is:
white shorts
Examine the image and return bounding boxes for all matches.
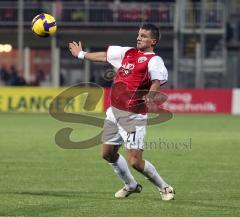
[102,106,147,150]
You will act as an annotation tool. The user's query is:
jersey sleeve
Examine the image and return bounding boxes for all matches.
[106,46,132,69]
[148,56,168,84]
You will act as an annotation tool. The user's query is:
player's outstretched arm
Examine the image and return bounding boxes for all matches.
[69,41,106,62]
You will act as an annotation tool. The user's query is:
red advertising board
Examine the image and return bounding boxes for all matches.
[104,89,232,114]
[162,89,232,113]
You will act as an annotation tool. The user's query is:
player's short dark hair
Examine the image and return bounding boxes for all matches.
[140,23,160,45]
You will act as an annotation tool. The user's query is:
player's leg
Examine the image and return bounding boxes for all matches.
[127,149,175,200]
[127,149,169,188]
[101,143,120,163]
[101,144,140,193]
[101,107,140,197]
[121,122,174,200]
[126,149,166,186]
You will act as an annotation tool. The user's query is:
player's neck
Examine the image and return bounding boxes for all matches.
[139,48,154,53]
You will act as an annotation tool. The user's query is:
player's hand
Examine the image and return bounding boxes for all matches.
[69,41,82,57]
[143,94,154,106]
[143,94,158,111]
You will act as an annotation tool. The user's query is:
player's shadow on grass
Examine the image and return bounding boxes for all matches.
[3,190,116,200]
[183,200,239,211]
[4,196,95,217]
[152,198,239,211]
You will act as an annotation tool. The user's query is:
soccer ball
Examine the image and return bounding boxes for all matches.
[32,13,57,37]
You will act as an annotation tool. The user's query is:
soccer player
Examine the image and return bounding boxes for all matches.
[69,24,175,200]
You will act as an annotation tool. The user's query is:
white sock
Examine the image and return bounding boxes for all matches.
[142,160,168,189]
[109,154,137,190]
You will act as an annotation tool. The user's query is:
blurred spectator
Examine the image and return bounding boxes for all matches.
[226,22,234,42]
[116,3,146,22]
[31,69,46,86]
[158,3,170,22]
[60,72,65,86]
[7,65,18,85]
[71,9,85,22]
[1,8,17,22]
[0,65,9,84]
[147,3,170,23]
[0,65,27,86]
[206,9,220,27]
[15,73,27,86]
[90,2,113,22]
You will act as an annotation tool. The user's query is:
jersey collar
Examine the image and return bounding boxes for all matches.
[138,50,155,55]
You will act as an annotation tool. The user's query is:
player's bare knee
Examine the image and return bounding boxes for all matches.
[102,152,118,163]
[128,157,141,171]
[102,152,112,162]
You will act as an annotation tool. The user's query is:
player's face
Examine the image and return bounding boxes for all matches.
[137,28,157,51]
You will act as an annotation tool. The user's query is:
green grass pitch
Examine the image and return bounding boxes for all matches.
[0,113,240,217]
